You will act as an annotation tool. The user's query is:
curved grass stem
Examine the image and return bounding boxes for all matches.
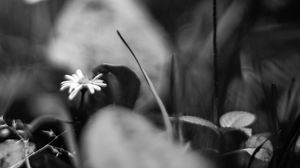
[116,30,173,140]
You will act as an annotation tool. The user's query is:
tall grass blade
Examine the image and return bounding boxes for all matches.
[116,30,173,140]
[286,78,296,122]
[270,84,279,132]
[271,112,300,168]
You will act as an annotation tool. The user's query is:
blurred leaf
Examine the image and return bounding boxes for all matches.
[0,139,35,168]
[81,106,202,168]
[239,128,253,137]
[0,71,28,116]
[220,127,249,152]
[295,136,300,153]
[171,116,219,134]
[92,64,140,109]
[219,111,256,128]
[277,78,298,124]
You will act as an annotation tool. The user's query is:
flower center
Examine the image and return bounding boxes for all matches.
[78,77,90,85]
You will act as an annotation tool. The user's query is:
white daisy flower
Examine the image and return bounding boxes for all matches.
[60,69,107,100]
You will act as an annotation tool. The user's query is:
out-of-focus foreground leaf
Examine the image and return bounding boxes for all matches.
[81,106,208,168]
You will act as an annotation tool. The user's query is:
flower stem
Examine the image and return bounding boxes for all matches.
[79,90,85,114]
[75,90,86,137]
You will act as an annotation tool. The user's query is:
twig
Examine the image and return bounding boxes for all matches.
[29,115,80,168]
[9,130,68,168]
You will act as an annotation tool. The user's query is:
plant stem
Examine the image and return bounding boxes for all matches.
[79,90,86,115]
[75,90,86,138]
[212,0,219,125]
[24,139,32,168]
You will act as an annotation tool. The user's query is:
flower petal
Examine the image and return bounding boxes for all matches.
[68,86,75,93]
[69,83,80,93]
[68,85,83,100]
[76,69,84,79]
[61,82,74,87]
[60,84,70,91]
[92,80,107,86]
[92,80,104,84]
[87,84,95,94]
[92,85,101,91]
[97,83,107,87]
[72,74,79,81]
[61,81,75,85]
[65,75,76,81]
[92,73,103,80]
[61,82,78,93]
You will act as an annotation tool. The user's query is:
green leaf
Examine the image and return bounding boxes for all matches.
[219,111,256,128]
[92,64,141,109]
[244,134,273,162]
[171,116,219,134]
[0,139,35,168]
[239,127,253,137]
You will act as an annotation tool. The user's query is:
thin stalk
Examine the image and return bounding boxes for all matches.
[79,90,85,117]
[212,0,219,124]
[24,139,32,168]
[270,84,279,132]
[286,78,296,120]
